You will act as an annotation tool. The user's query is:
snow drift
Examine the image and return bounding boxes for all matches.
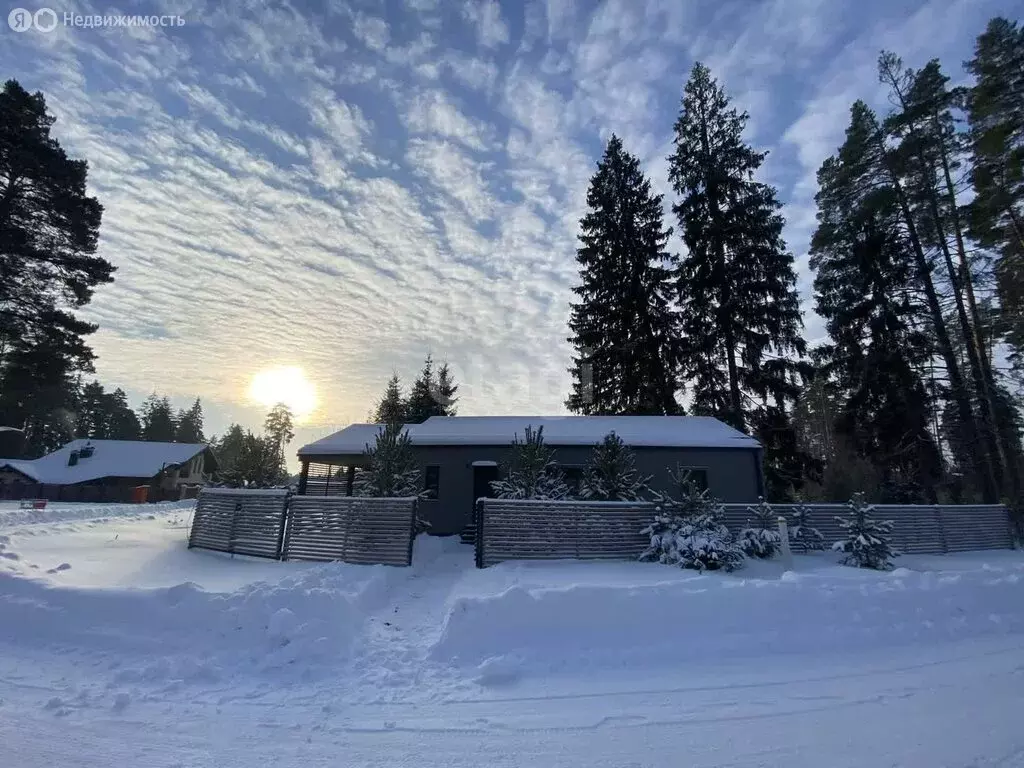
[431,557,1024,678]
[0,499,194,528]
[0,561,398,686]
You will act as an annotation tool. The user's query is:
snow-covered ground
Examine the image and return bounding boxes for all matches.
[1,503,1023,767]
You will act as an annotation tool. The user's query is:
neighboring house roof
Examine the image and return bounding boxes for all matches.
[0,439,212,485]
[299,415,760,457]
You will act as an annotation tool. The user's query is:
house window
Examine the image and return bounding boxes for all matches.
[679,468,709,494]
[424,466,440,499]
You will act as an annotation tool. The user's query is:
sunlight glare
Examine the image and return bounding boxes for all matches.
[248,366,317,420]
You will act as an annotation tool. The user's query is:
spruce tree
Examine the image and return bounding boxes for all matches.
[667,63,806,482]
[373,374,407,425]
[175,398,205,443]
[139,395,176,442]
[220,432,287,487]
[352,422,421,497]
[76,381,109,439]
[789,498,825,551]
[580,431,651,501]
[566,134,680,415]
[105,388,141,440]
[406,355,440,423]
[490,425,570,500]
[435,361,459,416]
[832,492,896,570]
[738,497,781,558]
[640,467,744,571]
[212,424,246,480]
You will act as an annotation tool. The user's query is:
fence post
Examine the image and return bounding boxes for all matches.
[574,506,580,560]
[341,497,353,562]
[406,498,417,566]
[275,493,291,561]
[475,499,485,568]
[228,501,241,557]
[934,505,947,554]
[777,517,794,571]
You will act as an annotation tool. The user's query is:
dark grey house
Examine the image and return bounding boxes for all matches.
[297,416,764,535]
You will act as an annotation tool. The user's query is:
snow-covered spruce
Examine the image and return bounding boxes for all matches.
[352,422,421,497]
[738,497,781,559]
[489,425,570,500]
[580,431,651,501]
[640,467,744,572]
[832,492,896,570]
[789,498,825,551]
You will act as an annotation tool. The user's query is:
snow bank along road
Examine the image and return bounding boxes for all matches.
[1,503,1023,767]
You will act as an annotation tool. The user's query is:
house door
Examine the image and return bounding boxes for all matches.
[464,464,499,542]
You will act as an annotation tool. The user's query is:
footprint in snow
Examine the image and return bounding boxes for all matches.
[46,563,72,574]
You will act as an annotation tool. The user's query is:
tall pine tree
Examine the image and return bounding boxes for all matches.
[667,63,807,495]
[811,116,943,502]
[965,18,1024,376]
[0,80,112,458]
[879,52,1013,503]
[567,134,680,415]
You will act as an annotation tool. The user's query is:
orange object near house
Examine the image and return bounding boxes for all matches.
[132,486,149,504]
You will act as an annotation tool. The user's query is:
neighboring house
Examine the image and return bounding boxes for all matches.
[0,439,217,500]
[297,415,764,535]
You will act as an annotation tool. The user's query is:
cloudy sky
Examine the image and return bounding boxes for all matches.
[2,0,1018,456]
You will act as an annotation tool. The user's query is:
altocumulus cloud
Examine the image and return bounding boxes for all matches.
[1,0,1017,449]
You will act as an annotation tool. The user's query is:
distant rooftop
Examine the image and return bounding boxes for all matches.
[298,415,759,457]
[0,439,211,484]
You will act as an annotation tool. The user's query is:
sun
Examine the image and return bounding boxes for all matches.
[248,366,317,421]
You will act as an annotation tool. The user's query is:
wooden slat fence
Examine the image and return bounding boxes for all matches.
[282,496,417,565]
[188,488,290,559]
[476,499,1013,567]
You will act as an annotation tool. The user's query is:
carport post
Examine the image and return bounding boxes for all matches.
[297,461,309,495]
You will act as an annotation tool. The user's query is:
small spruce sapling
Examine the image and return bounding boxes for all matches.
[738,497,781,558]
[489,425,570,500]
[352,422,422,497]
[832,492,896,570]
[580,431,651,501]
[640,466,745,572]
[789,497,825,551]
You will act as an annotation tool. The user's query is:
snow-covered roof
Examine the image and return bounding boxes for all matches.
[0,439,211,484]
[298,416,759,457]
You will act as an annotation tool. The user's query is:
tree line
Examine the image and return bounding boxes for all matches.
[566,17,1024,511]
[367,354,459,424]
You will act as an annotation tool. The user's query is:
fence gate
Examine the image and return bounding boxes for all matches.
[282,496,417,565]
[188,488,290,559]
